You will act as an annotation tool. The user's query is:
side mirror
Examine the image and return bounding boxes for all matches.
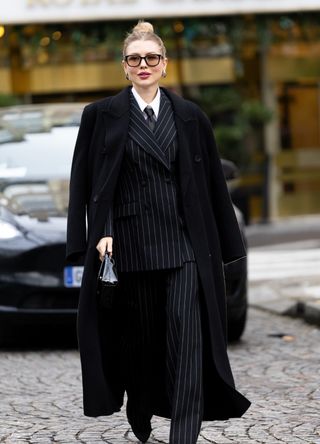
[221,159,239,181]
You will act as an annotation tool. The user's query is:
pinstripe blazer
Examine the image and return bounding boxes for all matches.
[111,91,194,272]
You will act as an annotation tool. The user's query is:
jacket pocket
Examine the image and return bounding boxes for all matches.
[114,202,138,219]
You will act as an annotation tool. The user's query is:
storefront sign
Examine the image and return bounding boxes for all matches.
[2,0,320,24]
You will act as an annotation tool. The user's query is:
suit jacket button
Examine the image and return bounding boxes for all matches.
[194,154,202,163]
[93,195,99,202]
[165,177,171,183]
[141,180,147,187]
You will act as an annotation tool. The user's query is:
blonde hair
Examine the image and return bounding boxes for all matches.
[123,20,167,58]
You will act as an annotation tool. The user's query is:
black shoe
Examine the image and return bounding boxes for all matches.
[126,401,152,443]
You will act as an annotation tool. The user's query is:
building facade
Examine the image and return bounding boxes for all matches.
[1,1,320,222]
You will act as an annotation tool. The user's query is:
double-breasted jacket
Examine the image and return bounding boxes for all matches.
[111,90,194,271]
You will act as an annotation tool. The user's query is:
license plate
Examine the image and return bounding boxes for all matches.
[64,266,84,288]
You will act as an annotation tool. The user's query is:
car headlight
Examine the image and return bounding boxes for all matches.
[0,220,22,239]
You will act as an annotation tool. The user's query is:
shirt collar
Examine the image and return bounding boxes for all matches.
[131,87,161,119]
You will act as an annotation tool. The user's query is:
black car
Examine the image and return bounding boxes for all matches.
[222,160,248,341]
[0,105,247,344]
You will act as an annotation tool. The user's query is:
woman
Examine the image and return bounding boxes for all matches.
[67,21,250,444]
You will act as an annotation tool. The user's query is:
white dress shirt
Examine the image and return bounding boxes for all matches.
[131,87,161,120]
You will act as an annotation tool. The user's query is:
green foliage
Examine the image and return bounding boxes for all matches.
[195,87,242,115]
[214,124,250,167]
[241,100,273,126]
[215,125,245,145]
[0,94,20,107]
[189,86,273,169]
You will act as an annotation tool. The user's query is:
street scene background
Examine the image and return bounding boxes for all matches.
[1,1,320,443]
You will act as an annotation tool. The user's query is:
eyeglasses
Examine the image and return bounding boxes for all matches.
[124,54,163,67]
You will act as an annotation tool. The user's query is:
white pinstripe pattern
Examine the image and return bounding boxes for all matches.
[120,263,203,444]
[112,93,194,272]
[166,262,203,444]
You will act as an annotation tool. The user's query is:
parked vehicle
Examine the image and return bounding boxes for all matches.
[0,105,247,344]
[222,159,248,341]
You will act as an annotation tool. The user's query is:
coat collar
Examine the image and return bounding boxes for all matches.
[101,86,131,117]
[161,88,197,123]
[101,86,196,123]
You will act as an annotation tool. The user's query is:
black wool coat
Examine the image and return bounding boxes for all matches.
[66,86,251,420]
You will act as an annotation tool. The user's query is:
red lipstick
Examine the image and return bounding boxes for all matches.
[138,72,151,79]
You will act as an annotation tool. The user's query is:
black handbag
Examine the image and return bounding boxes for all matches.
[97,254,118,309]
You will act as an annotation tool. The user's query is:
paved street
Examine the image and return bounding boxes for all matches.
[0,308,319,444]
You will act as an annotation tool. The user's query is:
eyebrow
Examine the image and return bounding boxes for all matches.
[126,52,160,56]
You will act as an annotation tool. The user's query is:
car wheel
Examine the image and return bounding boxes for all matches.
[227,304,247,342]
[0,321,14,347]
[227,277,248,342]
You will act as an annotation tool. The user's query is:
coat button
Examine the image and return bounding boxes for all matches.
[194,154,202,163]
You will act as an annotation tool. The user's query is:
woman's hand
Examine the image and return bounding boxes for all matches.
[96,236,113,261]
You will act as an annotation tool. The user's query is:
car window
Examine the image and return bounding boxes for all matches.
[0,127,78,179]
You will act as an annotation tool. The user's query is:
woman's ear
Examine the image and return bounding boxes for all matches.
[122,60,129,81]
[163,57,168,73]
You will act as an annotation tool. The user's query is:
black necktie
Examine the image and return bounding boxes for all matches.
[144,106,156,132]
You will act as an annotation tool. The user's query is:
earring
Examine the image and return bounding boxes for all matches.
[125,73,129,80]
[162,70,167,78]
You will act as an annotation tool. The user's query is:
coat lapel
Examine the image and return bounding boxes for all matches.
[93,88,131,201]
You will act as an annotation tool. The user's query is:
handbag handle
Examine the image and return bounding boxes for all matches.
[98,253,113,278]
[98,253,118,285]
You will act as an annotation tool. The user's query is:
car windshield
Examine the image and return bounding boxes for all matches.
[0,127,78,179]
[0,105,83,217]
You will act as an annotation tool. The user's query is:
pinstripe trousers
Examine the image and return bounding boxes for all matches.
[119,261,203,444]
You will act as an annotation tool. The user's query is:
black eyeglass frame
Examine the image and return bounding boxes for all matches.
[124,54,163,67]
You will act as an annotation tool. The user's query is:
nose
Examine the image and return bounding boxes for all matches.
[139,57,147,68]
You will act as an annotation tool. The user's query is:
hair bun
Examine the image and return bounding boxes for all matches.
[133,20,154,33]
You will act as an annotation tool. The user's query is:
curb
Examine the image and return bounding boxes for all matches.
[246,216,320,327]
[249,300,320,327]
[249,282,320,327]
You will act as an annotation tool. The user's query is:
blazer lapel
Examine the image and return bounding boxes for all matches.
[155,92,177,154]
[129,94,171,170]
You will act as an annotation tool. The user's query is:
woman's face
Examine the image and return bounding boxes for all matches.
[123,39,167,91]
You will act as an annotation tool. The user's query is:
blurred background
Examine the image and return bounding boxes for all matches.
[0,3,320,443]
[1,1,320,225]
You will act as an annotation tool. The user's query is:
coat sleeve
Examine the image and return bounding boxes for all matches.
[66,104,96,264]
[197,108,246,265]
[103,207,114,237]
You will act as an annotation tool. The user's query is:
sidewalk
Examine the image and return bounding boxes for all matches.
[245,215,320,327]
[246,214,320,248]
